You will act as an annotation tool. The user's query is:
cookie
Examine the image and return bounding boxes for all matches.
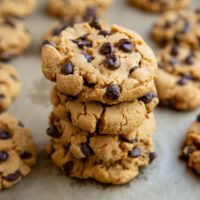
[47,0,112,19]
[181,114,200,175]
[151,9,200,47]
[50,86,158,134]
[155,43,200,110]
[0,16,31,61]
[130,0,191,12]
[41,19,157,105]
[0,63,21,112]
[0,0,36,17]
[47,112,157,184]
[0,113,36,190]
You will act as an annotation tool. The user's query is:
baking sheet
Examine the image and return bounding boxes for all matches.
[1,0,200,199]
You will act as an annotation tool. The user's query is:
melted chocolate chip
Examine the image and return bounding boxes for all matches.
[105,54,121,70]
[4,170,21,181]
[129,147,141,158]
[106,84,121,100]
[20,151,32,159]
[60,60,74,75]
[80,143,94,157]
[129,66,139,74]
[98,30,111,37]
[83,7,96,21]
[184,54,194,65]
[139,92,157,104]
[72,34,92,49]
[118,39,133,53]
[46,125,61,138]
[0,151,9,162]
[89,17,102,30]
[63,161,73,175]
[177,75,192,86]
[83,53,93,62]
[99,42,115,55]
[197,114,200,122]
[170,45,179,56]
[0,129,11,140]
[149,152,157,163]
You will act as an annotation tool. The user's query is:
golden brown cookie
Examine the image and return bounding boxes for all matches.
[0,113,37,190]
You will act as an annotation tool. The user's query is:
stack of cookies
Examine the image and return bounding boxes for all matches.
[41,18,159,184]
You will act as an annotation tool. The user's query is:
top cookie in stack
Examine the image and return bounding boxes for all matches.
[41,18,159,184]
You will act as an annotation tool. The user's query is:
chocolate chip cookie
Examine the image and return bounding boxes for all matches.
[0,113,36,190]
[181,114,200,175]
[130,0,191,12]
[0,63,21,112]
[47,0,112,19]
[41,19,157,105]
[0,16,31,61]
[47,112,157,184]
[156,43,200,110]
[151,9,200,47]
[50,86,158,134]
[0,0,36,17]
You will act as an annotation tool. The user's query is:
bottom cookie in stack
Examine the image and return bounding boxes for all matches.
[46,112,157,185]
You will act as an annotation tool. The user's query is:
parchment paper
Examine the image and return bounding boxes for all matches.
[1,0,200,199]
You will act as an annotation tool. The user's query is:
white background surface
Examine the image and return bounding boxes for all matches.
[1,0,200,199]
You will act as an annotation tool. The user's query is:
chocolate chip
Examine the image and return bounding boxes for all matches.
[139,92,157,104]
[181,20,190,34]
[105,54,121,70]
[83,7,96,21]
[181,147,194,161]
[177,75,192,86]
[170,45,179,56]
[72,34,92,49]
[4,18,16,28]
[149,152,157,163]
[52,22,70,36]
[197,114,200,122]
[184,54,193,65]
[4,170,21,181]
[80,143,94,157]
[169,59,179,67]
[0,151,9,162]
[83,78,96,88]
[63,161,73,176]
[89,17,102,30]
[129,147,141,158]
[42,40,55,47]
[0,129,11,140]
[83,53,93,62]
[98,30,111,37]
[46,125,61,138]
[1,53,12,62]
[0,94,5,99]
[20,151,32,159]
[129,66,139,73]
[120,136,136,144]
[106,84,121,100]
[118,39,133,53]
[60,60,74,75]
[99,42,115,55]
[18,121,24,127]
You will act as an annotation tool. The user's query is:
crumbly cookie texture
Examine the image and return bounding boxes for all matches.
[0,16,31,61]
[0,0,36,17]
[47,0,112,19]
[181,114,200,175]
[155,43,200,110]
[47,113,157,185]
[0,113,37,190]
[151,9,200,47]
[50,86,158,134]
[130,0,191,12]
[41,19,157,105]
[0,63,21,112]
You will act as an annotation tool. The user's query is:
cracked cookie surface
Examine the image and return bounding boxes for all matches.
[47,0,112,19]
[50,86,158,134]
[41,19,157,105]
[0,16,31,61]
[0,63,21,112]
[47,112,156,184]
[130,0,191,12]
[0,0,36,17]
[181,114,200,175]
[151,9,200,47]
[0,113,36,190]
[156,43,200,110]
